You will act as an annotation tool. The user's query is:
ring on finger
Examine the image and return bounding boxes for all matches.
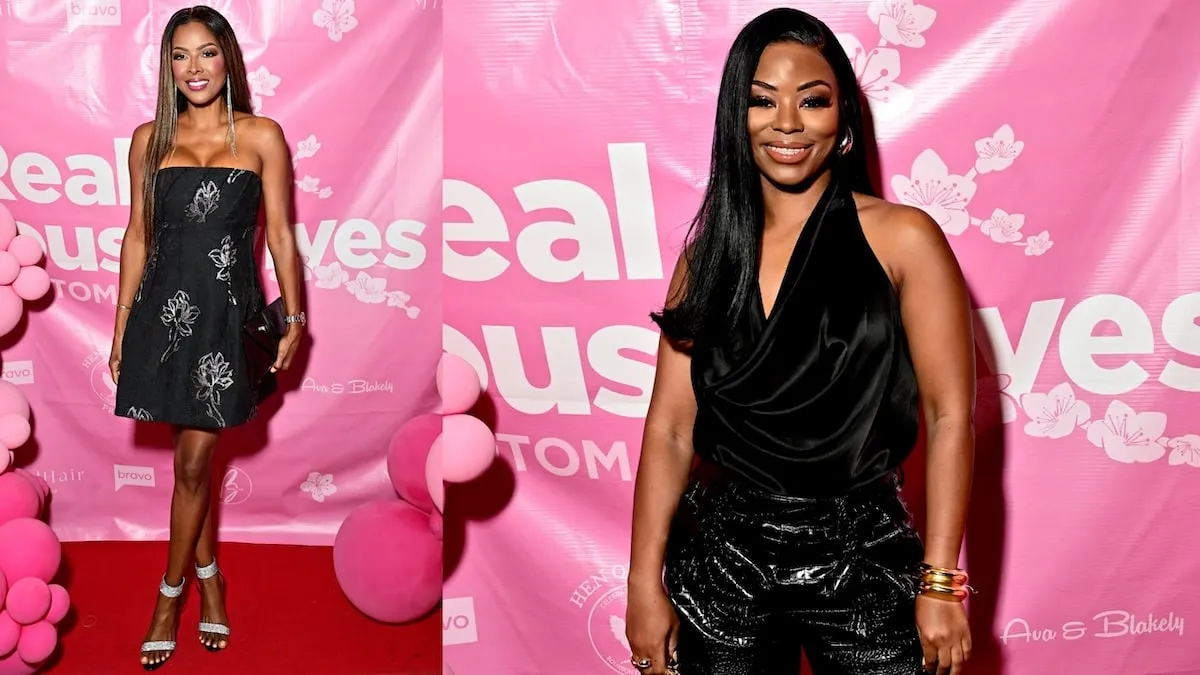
[630,656,651,670]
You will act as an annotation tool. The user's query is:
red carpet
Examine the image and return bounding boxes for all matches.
[41,541,440,675]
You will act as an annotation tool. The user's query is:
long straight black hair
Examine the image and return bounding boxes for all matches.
[651,8,873,344]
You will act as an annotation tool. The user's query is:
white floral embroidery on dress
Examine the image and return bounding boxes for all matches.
[226,169,246,184]
[208,235,239,306]
[185,181,221,222]
[300,472,338,502]
[159,290,200,363]
[193,352,235,427]
[127,407,154,421]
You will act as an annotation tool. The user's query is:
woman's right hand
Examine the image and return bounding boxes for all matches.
[625,579,680,675]
[109,339,122,385]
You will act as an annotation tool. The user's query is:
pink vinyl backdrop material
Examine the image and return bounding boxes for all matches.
[0,0,441,544]
[442,1,1200,674]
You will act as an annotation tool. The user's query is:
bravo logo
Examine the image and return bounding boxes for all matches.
[67,0,122,29]
[570,564,636,675]
[2,360,34,385]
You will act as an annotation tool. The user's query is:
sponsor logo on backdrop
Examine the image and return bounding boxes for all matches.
[113,464,155,490]
[66,0,121,29]
[495,433,632,481]
[28,467,86,494]
[219,466,252,505]
[2,360,34,385]
[442,597,478,646]
[299,378,395,395]
[80,350,116,412]
[1001,609,1185,645]
[570,565,635,674]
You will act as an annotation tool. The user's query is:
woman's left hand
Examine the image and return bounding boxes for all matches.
[271,327,302,373]
[916,594,971,674]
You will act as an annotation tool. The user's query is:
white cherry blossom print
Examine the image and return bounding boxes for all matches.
[193,352,235,427]
[300,472,339,502]
[980,209,1025,244]
[1167,435,1200,468]
[387,290,421,318]
[890,150,978,235]
[868,0,937,48]
[318,187,333,199]
[974,125,1025,174]
[313,0,359,42]
[1085,400,1167,464]
[159,290,201,363]
[836,34,914,121]
[1020,382,1091,439]
[296,176,321,193]
[347,272,387,304]
[208,235,239,305]
[1024,231,1053,256]
[315,262,350,290]
[185,181,221,222]
[247,66,281,114]
[976,374,1018,426]
[294,135,322,163]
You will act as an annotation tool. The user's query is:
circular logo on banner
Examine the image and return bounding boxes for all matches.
[587,585,635,674]
[82,351,116,411]
[220,466,253,505]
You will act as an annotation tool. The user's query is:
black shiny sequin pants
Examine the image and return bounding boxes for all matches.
[664,465,925,674]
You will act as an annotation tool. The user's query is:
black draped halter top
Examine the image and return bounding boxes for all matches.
[690,177,920,497]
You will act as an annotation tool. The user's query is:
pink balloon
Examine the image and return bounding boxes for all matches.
[428,509,443,540]
[386,414,440,513]
[0,611,16,657]
[0,206,14,252]
[4,579,49,626]
[10,269,47,303]
[0,384,28,421]
[0,254,17,286]
[0,652,36,675]
[0,451,10,474]
[425,436,443,512]
[442,414,496,483]
[0,289,19,338]
[437,353,481,415]
[3,238,39,269]
[0,475,39,528]
[14,621,54,665]
[333,500,442,624]
[0,519,61,583]
[0,569,6,609]
[0,417,30,453]
[44,585,69,625]
[8,473,46,502]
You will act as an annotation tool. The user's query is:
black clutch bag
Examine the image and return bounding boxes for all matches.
[243,297,286,400]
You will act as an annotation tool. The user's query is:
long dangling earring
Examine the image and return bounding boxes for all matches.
[226,74,237,157]
[839,128,854,155]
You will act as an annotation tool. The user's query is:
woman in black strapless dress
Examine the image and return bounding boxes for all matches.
[109,6,305,670]
[626,8,975,675]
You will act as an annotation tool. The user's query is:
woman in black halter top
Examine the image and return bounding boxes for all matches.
[109,7,305,670]
[626,9,975,675]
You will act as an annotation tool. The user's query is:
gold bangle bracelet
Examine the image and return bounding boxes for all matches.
[117,304,133,311]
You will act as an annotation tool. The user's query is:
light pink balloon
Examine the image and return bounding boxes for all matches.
[44,585,69,625]
[0,475,39,528]
[437,353,481,415]
[442,414,496,483]
[0,417,30,453]
[15,621,55,665]
[386,414,440,513]
[0,611,16,657]
[0,289,21,343]
[0,451,11,474]
[10,269,48,303]
[0,254,18,286]
[4,578,49,626]
[425,436,443,513]
[332,500,442,624]
[0,519,61,583]
[0,384,28,421]
[3,238,39,269]
[0,205,14,252]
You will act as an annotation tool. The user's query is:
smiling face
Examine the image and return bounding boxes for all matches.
[747,41,842,189]
[170,21,228,107]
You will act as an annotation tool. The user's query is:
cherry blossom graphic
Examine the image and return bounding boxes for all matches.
[974,125,1024,174]
[891,150,977,235]
[387,290,421,319]
[316,262,351,290]
[1167,435,1200,468]
[1019,383,1091,440]
[1084,400,1168,464]
[247,65,280,114]
[1023,231,1053,256]
[291,134,336,200]
[347,272,387,304]
[313,0,359,42]
[869,0,937,48]
[300,472,339,502]
[979,209,1025,244]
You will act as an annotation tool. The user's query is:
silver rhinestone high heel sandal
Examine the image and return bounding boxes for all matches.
[141,576,184,671]
[195,559,230,652]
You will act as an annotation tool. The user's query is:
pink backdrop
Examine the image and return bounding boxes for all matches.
[442,1,1199,673]
[0,0,441,544]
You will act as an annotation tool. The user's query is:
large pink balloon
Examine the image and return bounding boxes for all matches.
[0,416,30,452]
[437,353,481,415]
[0,519,60,583]
[3,237,40,268]
[0,205,15,251]
[0,288,20,338]
[0,383,27,422]
[333,500,442,624]
[386,414,440,513]
[0,652,35,675]
[11,268,49,303]
[442,414,496,483]
[0,475,40,528]
[425,436,443,513]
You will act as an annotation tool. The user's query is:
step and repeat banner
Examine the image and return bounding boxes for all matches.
[0,0,441,544]
[443,1,1199,673]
